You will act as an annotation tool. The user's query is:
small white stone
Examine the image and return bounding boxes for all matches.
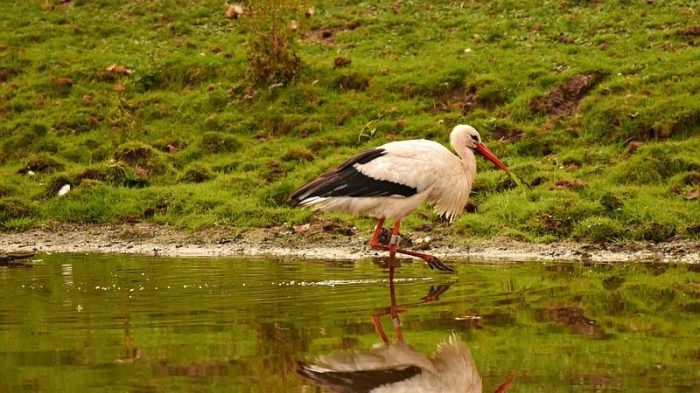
[57,184,71,196]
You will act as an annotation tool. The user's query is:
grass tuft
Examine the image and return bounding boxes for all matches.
[0,198,34,228]
[199,132,242,154]
[573,216,625,243]
[113,142,169,176]
[179,163,213,184]
[21,153,65,174]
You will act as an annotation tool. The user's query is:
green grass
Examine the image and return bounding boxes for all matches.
[1,0,698,242]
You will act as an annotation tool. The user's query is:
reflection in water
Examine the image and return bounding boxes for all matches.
[297,263,514,393]
[114,317,141,364]
[534,305,608,339]
[2,255,700,392]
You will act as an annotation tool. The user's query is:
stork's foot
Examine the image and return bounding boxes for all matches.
[421,284,452,302]
[368,242,455,273]
[422,255,454,272]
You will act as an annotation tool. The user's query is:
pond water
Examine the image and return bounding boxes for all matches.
[0,254,699,392]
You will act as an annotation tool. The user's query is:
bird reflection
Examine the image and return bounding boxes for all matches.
[297,263,514,393]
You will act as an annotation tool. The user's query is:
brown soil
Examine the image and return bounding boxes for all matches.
[302,22,361,45]
[490,126,524,143]
[1,223,698,264]
[19,155,65,174]
[51,77,73,87]
[303,28,336,44]
[552,179,586,190]
[530,73,603,117]
[0,67,19,83]
[333,56,352,68]
[678,26,700,37]
[432,87,478,115]
[113,144,154,167]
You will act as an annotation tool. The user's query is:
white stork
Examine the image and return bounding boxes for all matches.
[290,124,510,271]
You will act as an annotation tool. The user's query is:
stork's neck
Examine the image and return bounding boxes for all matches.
[455,146,477,180]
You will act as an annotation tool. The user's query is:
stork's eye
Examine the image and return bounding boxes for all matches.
[470,135,479,143]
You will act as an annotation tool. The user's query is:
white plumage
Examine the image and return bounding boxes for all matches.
[298,334,514,393]
[291,124,509,271]
[304,138,474,222]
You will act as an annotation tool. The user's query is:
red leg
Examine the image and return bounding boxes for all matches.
[388,220,401,258]
[368,217,386,249]
[388,264,404,344]
[372,307,404,345]
[368,218,454,272]
[373,243,454,272]
[371,314,390,344]
[371,264,404,345]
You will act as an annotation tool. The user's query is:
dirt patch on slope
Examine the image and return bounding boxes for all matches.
[302,21,362,45]
[530,73,604,117]
[677,26,700,37]
[432,87,478,115]
[490,125,525,142]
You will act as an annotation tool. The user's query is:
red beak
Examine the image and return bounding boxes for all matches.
[493,372,515,393]
[475,143,509,173]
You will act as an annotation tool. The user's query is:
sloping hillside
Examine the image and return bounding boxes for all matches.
[1,0,698,243]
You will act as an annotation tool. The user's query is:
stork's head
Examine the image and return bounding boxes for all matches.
[450,124,509,173]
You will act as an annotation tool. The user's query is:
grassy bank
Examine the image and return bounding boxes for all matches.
[0,0,698,243]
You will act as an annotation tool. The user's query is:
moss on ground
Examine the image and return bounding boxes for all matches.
[0,0,698,243]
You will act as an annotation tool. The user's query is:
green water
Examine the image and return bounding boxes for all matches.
[0,254,699,392]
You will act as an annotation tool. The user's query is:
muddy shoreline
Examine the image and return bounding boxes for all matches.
[0,223,698,263]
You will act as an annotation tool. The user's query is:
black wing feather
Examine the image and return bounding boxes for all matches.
[296,361,422,393]
[289,148,417,206]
